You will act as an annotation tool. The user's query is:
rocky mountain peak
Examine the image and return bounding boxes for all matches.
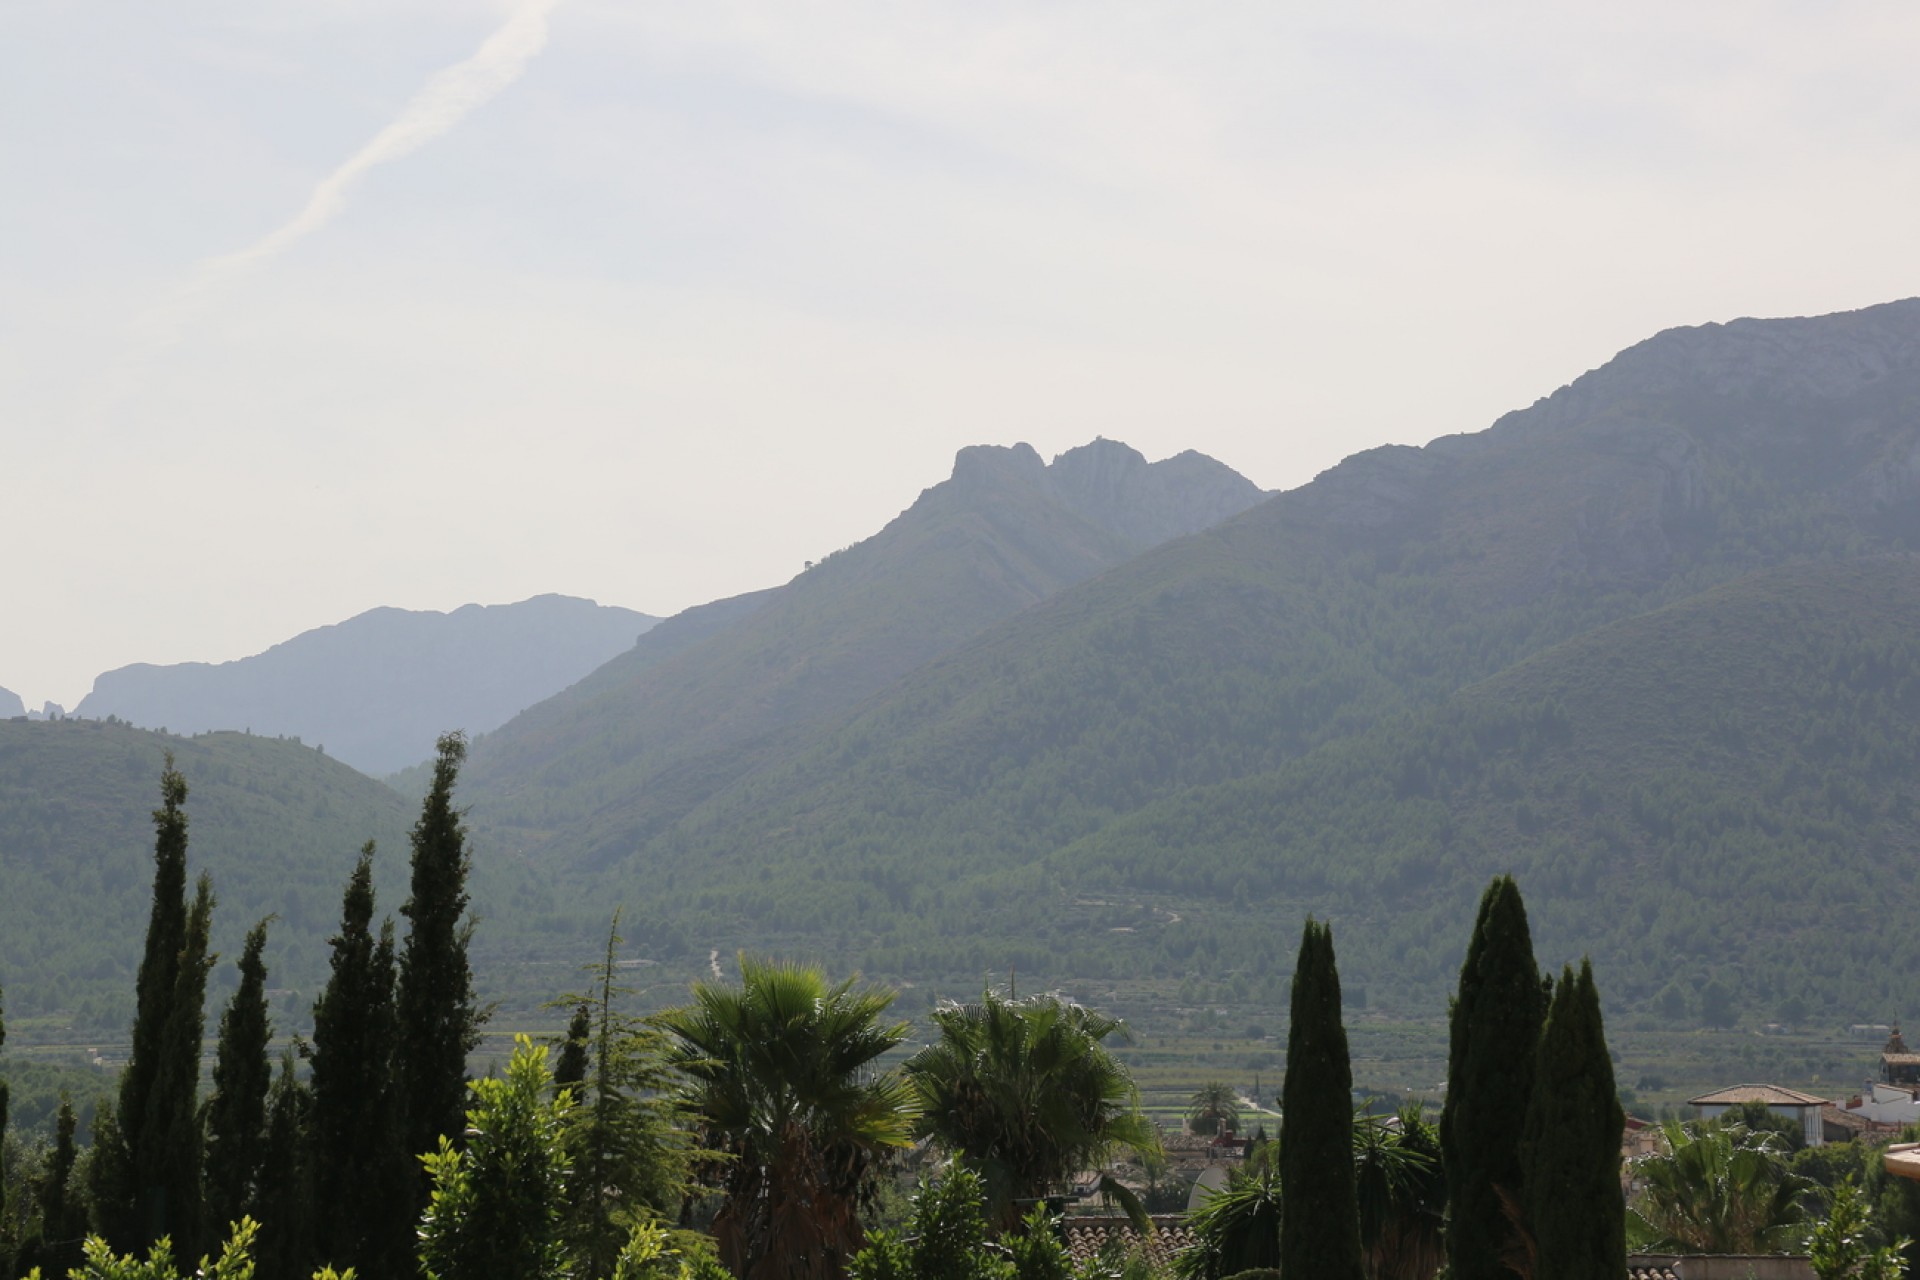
[940,436,1267,551]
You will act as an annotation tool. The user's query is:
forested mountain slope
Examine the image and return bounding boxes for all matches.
[75,595,655,776]
[1031,555,1920,1020]
[461,439,1266,866]
[0,719,420,1028]
[490,300,1920,1016]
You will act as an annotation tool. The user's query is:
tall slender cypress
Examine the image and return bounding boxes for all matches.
[206,918,274,1234]
[148,872,215,1254]
[255,1049,316,1280]
[105,761,191,1245]
[108,761,215,1253]
[397,732,484,1169]
[1521,961,1624,1280]
[1442,875,1547,1280]
[38,1099,82,1270]
[1278,917,1364,1280]
[309,843,410,1278]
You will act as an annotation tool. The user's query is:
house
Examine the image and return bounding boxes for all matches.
[1686,1084,1829,1148]
[1881,1028,1920,1085]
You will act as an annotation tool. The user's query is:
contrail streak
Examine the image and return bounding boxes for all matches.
[222,0,562,273]
[138,0,562,351]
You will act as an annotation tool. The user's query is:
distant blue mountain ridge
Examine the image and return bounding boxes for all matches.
[74,595,655,776]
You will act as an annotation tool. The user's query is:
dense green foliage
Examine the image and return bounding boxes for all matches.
[1441,877,1544,1280]
[848,1165,1010,1280]
[1277,920,1362,1280]
[1809,1180,1907,1280]
[1520,962,1624,1280]
[419,1037,573,1280]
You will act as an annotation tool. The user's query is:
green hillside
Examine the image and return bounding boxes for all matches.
[541,304,1920,900]
[444,301,1920,1025]
[0,719,418,1032]
[463,438,1264,868]
[1031,555,1920,1020]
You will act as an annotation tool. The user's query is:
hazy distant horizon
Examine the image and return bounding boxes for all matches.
[8,1,1919,708]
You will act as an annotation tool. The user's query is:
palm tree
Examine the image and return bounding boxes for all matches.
[903,986,1160,1231]
[1187,1082,1241,1137]
[653,956,916,1280]
[1627,1119,1819,1254]
[1354,1105,1445,1280]
[1174,1155,1282,1279]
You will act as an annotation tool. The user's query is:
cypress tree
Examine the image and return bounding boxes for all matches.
[39,1099,82,1269]
[103,761,191,1245]
[148,872,216,1254]
[85,1103,130,1239]
[206,918,274,1234]
[309,843,409,1278]
[1441,875,1547,1280]
[1278,917,1364,1280]
[255,1049,316,1280]
[1521,961,1624,1280]
[553,1002,590,1095]
[397,732,484,1168]
[108,761,216,1253]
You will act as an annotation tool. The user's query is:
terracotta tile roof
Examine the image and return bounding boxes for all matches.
[1625,1266,1680,1280]
[1061,1215,1197,1267]
[1687,1083,1830,1107]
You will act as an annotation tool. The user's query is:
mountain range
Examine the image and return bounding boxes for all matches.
[72,595,656,775]
[458,437,1267,868]
[8,299,1920,1038]
[457,297,1920,1024]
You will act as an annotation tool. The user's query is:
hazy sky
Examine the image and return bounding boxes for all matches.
[6,1,1918,709]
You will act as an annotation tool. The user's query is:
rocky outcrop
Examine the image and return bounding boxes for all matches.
[0,686,22,719]
[1047,438,1270,547]
[948,438,1269,550]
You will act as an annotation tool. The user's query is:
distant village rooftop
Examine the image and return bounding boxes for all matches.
[1686,1084,1829,1108]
